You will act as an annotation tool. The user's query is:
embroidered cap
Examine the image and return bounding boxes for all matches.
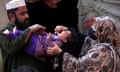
[6,0,26,10]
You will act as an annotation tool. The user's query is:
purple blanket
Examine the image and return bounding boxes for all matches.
[8,30,62,61]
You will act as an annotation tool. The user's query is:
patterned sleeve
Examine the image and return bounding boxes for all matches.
[62,43,119,72]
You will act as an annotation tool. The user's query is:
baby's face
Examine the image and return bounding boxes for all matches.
[55,25,68,34]
[57,30,71,42]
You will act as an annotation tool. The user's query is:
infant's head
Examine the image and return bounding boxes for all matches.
[57,30,71,42]
[55,25,71,42]
[54,25,68,34]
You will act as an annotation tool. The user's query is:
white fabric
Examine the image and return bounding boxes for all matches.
[6,0,26,10]
[95,16,115,24]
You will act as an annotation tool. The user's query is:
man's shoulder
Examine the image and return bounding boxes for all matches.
[0,24,14,33]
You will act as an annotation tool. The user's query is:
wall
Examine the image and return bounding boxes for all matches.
[0,0,9,72]
[78,0,120,34]
[0,0,9,29]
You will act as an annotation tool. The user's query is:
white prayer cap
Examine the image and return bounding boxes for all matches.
[6,0,26,10]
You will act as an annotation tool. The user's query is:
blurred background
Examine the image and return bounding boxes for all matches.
[0,0,120,72]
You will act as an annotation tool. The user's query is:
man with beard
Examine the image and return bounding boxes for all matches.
[0,0,47,72]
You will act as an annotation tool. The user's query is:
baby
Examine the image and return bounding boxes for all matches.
[3,25,71,61]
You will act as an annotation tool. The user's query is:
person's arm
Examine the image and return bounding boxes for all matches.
[47,42,62,56]
[0,28,32,54]
[62,45,115,72]
[47,42,115,72]
[0,24,46,54]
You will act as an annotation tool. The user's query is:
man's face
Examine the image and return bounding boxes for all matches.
[15,6,30,30]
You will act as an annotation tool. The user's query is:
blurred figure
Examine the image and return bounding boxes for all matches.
[0,0,47,72]
[26,0,79,32]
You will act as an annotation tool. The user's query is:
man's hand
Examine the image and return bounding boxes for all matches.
[29,24,46,34]
[47,42,62,56]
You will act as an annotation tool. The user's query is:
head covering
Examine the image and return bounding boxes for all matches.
[91,16,116,32]
[95,16,115,24]
[87,16,120,49]
[6,0,26,10]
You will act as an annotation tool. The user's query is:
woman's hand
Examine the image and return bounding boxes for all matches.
[47,42,62,56]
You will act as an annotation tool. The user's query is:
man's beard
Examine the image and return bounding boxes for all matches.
[15,16,30,30]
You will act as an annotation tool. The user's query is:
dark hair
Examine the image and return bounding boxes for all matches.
[62,28,85,58]
[7,8,18,14]
[7,8,18,20]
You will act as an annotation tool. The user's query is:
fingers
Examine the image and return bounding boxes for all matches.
[47,42,62,56]
[29,24,46,34]
[47,47,55,55]
[47,32,52,40]
[40,26,46,30]
[52,42,59,48]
